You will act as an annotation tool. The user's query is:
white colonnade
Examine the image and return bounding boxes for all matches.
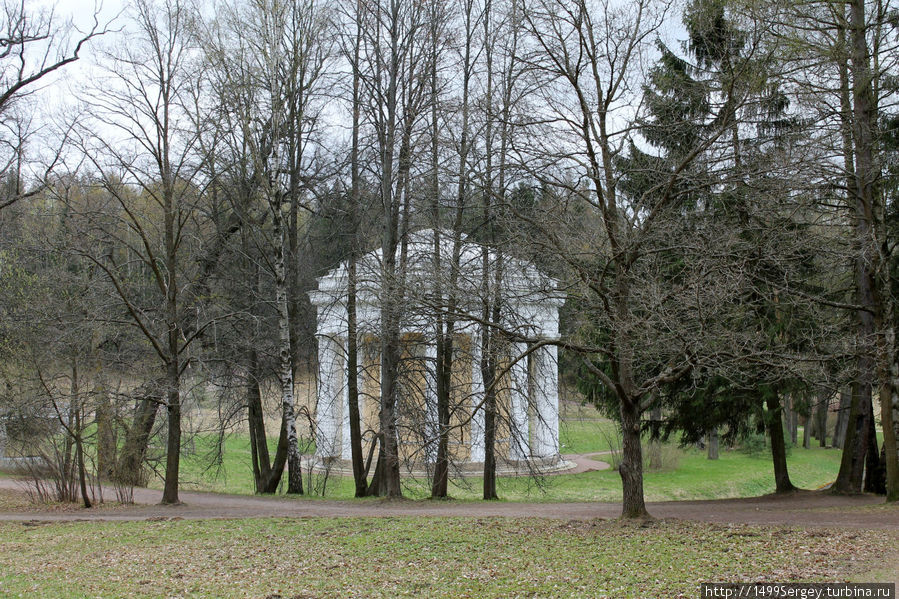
[313,329,560,465]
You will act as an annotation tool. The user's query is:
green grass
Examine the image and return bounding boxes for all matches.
[488,445,842,503]
[0,517,892,598]
[157,423,843,504]
[558,418,620,454]
[170,433,289,495]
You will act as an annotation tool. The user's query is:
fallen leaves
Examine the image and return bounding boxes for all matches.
[0,517,893,598]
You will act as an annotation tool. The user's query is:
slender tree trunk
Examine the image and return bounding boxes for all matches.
[346,0,367,497]
[432,0,473,498]
[371,0,407,499]
[707,427,719,460]
[833,387,851,448]
[428,5,450,495]
[161,142,181,505]
[273,201,304,495]
[377,190,405,498]
[816,389,829,448]
[375,119,415,499]
[482,356,498,500]
[377,330,402,497]
[70,361,91,508]
[802,414,811,449]
[262,419,289,494]
[161,356,181,504]
[481,0,499,501]
[74,418,91,508]
[346,255,367,496]
[247,348,277,493]
[766,391,796,494]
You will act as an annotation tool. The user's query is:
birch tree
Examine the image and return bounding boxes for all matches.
[201,0,330,495]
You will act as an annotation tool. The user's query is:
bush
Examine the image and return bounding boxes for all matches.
[739,433,767,457]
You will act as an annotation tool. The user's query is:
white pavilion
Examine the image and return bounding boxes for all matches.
[308,229,566,472]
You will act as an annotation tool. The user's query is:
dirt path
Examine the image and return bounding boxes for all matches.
[0,477,896,530]
[559,451,612,474]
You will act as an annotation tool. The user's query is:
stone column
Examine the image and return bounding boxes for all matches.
[424,341,438,462]
[533,344,560,459]
[470,333,485,463]
[509,342,531,461]
[316,335,342,459]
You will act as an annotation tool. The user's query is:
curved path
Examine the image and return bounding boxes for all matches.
[0,477,895,530]
[560,451,612,474]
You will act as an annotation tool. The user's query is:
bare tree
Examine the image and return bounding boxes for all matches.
[774,0,899,499]
[0,0,105,211]
[77,0,203,504]
[516,0,784,517]
[350,0,433,497]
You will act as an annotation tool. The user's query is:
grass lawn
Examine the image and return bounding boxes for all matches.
[159,416,843,503]
[559,418,621,454]
[171,433,297,495]
[0,516,893,598]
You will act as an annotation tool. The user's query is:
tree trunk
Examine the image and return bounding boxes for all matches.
[160,132,182,505]
[481,318,501,500]
[247,347,284,494]
[649,406,663,467]
[885,349,899,501]
[802,414,811,449]
[161,358,181,504]
[876,325,899,501]
[431,331,452,498]
[788,396,799,446]
[347,0,367,499]
[74,424,91,508]
[116,388,160,487]
[95,389,116,480]
[482,378,498,500]
[376,327,403,497]
[346,258,366,497]
[619,401,649,518]
[261,418,289,494]
[273,201,303,496]
[707,427,719,460]
[833,387,851,449]
[365,435,385,497]
[430,0,472,500]
[766,391,796,494]
[863,397,885,494]
[816,388,829,448]
[834,0,879,498]
[833,382,871,494]
[70,362,91,508]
